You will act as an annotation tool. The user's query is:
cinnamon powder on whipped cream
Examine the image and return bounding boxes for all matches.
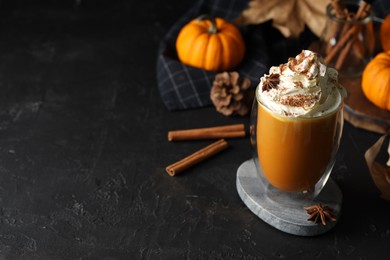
[257,50,346,118]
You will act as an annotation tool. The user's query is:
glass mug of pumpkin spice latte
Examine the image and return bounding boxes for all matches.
[250,50,346,200]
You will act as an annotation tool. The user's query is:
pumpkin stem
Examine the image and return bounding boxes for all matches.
[196,14,218,34]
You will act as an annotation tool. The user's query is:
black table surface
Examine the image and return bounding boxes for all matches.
[0,0,389,259]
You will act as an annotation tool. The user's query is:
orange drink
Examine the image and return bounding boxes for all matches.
[257,102,341,192]
[252,50,346,197]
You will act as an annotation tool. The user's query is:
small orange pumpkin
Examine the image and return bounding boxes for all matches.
[362,51,390,110]
[380,14,390,52]
[176,15,245,72]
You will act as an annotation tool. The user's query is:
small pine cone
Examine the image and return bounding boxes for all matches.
[210,71,253,116]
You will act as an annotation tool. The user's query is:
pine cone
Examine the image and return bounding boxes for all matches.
[210,71,253,116]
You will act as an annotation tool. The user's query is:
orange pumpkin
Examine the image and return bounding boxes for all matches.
[176,15,245,72]
[380,14,390,52]
[362,51,390,110]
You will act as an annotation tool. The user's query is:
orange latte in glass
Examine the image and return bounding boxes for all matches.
[254,50,346,194]
[257,102,341,192]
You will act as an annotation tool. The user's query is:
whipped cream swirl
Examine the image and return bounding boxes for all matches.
[257,50,346,117]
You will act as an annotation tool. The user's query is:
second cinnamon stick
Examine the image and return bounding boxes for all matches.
[165,139,228,176]
[168,123,245,141]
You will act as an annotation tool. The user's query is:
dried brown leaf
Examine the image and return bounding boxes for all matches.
[387,140,390,167]
[364,135,390,201]
[234,0,331,38]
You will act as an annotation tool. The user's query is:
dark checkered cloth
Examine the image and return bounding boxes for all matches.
[157,0,390,111]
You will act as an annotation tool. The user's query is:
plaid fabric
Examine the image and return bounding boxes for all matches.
[157,0,390,111]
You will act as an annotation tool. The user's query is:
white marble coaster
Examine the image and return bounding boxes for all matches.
[236,159,342,236]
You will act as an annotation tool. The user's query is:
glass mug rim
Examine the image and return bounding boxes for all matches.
[326,2,373,25]
[255,86,343,121]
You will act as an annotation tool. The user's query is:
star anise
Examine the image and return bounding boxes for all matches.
[304,204,336,226]
[262,73,280,91]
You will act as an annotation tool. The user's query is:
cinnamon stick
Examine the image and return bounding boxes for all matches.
[165,139,229,176]
[333,2,371,69]
[168,123,245,141]
[324,1,371,66]
[324,1,348,54]
[335,38,353,70]
[324,26,355,64]
[355,1,370,19]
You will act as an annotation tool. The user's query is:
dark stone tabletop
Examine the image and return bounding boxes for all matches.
[0,0,389,259]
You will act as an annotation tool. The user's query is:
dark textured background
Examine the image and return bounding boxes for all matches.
[0,0,389,259]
